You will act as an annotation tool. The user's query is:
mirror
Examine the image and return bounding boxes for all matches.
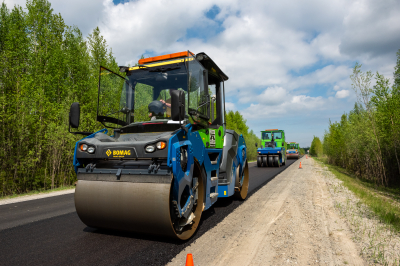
[171,90,185,121]
[69,102,80,128]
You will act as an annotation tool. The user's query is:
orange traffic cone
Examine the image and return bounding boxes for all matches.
[186,254,194,266]
[299,162,302,169]
[306,155,308,159]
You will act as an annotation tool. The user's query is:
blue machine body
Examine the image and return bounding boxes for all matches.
[73,124,247,212]
[218,134,247,198]
[257,145,285,165]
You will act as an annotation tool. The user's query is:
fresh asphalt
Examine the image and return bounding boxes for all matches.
[0,159,298,266]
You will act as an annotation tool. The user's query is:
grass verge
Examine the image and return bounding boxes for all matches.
[314,157,400,232]
[0,185,75,200]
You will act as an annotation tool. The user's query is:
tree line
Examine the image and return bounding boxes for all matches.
[0,0,120,196]
[315,50,400,187]
[225,110,260,161]
[0,0,260,196]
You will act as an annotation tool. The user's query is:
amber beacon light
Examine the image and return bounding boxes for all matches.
[138,51,194,65]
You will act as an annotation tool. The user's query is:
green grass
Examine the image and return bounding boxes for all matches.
[315,157,400,232]
[0,185,75,200]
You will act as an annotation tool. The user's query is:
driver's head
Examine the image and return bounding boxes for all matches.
[148,100,164,117]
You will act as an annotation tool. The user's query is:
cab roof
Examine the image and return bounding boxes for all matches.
[121,51,229,81]
[261,129,284,133]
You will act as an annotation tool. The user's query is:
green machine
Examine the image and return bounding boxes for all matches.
[286,142,299,159]
[256,129,286,167]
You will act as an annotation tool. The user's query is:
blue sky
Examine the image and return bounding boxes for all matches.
[6,0,400,147]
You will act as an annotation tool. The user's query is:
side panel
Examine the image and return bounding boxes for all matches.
[197,126,224,149]
[218,133,247,198]
[218,183,235,197]
[167,125,222,211]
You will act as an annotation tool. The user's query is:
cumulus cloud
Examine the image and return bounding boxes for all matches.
[5,0,103,36]
[225,102,236,111]
[335,89,350,98]
[4,0,400,146]
[240,86,328,120]
[340,0,400,58]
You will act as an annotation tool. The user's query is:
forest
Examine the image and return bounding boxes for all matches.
[314,51,400,188]
[0,0,260,196]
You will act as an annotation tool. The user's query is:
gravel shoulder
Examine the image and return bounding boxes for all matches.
[168,157,365,266]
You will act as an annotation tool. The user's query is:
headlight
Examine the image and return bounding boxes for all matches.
[145,145,155,153]
[80,144,88,151]
[87,146,95,154]
[156,141,166,150]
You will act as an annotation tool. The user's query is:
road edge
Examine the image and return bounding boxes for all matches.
[0,189,75,206]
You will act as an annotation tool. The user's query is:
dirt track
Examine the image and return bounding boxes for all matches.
[169,158,365,266]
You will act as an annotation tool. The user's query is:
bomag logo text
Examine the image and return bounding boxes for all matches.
[113,150,131,156]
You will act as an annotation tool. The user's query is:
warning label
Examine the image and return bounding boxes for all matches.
[210,129,216,147]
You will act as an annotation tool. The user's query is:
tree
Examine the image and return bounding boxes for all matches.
[226,110,260,161]
[310,136,323,157]
[0,0,120,196]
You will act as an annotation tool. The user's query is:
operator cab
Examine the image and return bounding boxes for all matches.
[96,51,228,135]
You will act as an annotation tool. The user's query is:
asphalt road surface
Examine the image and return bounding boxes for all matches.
[0,159,298,266]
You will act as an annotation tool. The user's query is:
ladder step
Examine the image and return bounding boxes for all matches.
[210,192,218,199]
[211,177,218,182]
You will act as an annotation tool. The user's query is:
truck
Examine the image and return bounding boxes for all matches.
[286,142,300,159]
[68,51,249,240]
[255,129,286,167]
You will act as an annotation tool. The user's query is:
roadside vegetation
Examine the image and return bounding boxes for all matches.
[226,110,260,161]
[0,0,259,196]
[0,0,120,196]
[315,158,400,264]
[321,50,400,188]
[315,157,400,232]
[310,136,323,157]
[308,50,400,229]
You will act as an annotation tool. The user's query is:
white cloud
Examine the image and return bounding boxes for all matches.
[4,0,103,36]
[335,89,350,98]
[288,65,352,90]
[241,87,328,120]
[340,0,400,58]
[225,102,236,111]
[3,0,400,146]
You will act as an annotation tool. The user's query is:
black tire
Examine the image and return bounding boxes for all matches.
[257,156,262,167]
[235,160,249,200]
[273,156,279,167]
[282,155,286,166]
[262,156,268,167]
[267,156,273,167]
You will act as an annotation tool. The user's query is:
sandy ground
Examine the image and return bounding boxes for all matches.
[0,188,75,206]
[318,163,400,265]
[168,158,365,266]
